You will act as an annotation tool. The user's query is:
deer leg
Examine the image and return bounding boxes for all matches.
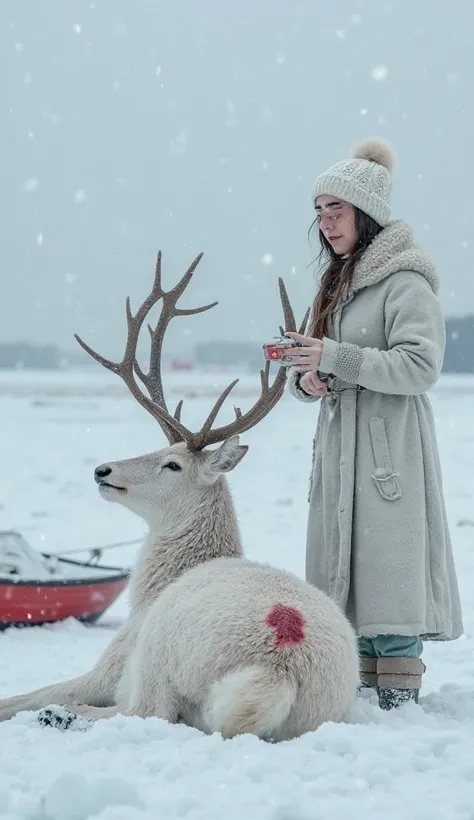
[69,704,121,720]
[38,704,122,727]
[0,618,139,723]
[40,686,179,731]
[0,673,102,723]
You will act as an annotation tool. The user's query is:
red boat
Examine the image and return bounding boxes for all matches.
[0,531,131,630]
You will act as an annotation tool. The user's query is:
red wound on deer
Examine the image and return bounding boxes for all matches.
[265,604,305,647]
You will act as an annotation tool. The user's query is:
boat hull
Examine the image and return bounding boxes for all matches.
[0,555,129,629]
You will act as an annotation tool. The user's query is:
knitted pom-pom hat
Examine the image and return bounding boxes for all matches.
[311,137,394,227]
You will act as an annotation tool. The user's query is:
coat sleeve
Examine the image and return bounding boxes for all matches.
[317,273,446,395]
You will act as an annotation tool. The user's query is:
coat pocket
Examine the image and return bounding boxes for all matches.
[368,417,402,501]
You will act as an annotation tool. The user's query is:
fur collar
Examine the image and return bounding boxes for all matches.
[351,219,439,295]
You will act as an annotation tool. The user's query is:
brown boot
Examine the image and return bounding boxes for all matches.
[377,657,426,710]
[359,657,377,689]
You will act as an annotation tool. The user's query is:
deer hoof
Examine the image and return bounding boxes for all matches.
[37,705,92,732]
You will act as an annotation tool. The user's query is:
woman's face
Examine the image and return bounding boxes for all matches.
[315,195,358,256]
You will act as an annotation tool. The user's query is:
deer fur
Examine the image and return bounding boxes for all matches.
[0,437,359,739]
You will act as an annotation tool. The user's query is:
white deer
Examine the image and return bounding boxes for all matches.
[0,251,359,740]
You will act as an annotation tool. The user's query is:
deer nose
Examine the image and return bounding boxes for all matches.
[94,465,112,483]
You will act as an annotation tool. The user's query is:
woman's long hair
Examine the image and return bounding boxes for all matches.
[307,208,383,339]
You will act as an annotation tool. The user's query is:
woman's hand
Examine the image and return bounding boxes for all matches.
[298,370,328,397]
[283,332,323,371]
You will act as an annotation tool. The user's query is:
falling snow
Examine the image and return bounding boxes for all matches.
[262,253,273,265]
[371,65,389,81]
[22,178,39,192]
[169,130,187,157]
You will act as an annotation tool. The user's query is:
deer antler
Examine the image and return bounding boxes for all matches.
[188,279,309,449]
[132,250,217,443]
[75,252,308,452]
[74,251,215,446]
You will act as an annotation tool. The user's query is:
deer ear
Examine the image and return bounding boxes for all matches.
[208,436,249,474]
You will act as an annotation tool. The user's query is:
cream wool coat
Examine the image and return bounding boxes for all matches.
[288,220,463,641]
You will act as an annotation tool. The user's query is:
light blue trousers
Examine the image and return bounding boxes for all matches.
[358,634,423,659]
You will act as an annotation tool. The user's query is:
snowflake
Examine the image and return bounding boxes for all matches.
[372,65,388,82]
[262,253,273,265]
[169,129,187,157]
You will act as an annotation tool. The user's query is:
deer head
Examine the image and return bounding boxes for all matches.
[75,250,307,528]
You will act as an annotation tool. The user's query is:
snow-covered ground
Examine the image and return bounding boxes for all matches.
[1,370,474,820]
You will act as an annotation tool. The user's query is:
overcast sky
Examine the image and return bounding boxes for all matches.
[3,0,474,360]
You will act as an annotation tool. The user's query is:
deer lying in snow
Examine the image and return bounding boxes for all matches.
[0,251,359,740]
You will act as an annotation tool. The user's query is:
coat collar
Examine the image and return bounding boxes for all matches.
[350,219,440,295]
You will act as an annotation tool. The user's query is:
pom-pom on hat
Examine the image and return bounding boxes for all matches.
[311,137,394,226]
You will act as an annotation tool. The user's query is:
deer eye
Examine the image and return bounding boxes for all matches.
[164,461,182,472]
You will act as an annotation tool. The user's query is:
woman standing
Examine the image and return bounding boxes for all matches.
[284,138,463,710]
